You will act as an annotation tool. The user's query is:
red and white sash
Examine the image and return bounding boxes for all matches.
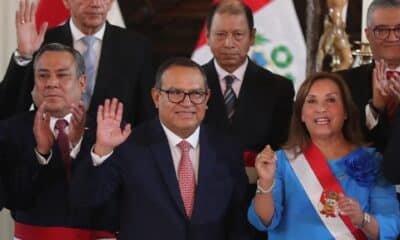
[286,144,367,240]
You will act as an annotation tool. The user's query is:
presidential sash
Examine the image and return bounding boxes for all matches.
[286,144,367,240]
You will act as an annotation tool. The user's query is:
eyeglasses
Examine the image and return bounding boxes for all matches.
[159,89,208,105]
[371,26,400,40]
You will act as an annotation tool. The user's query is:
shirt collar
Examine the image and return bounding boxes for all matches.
[214,57,248,82]
[69,19,106,41]
[161,122,200,149]
[49,113,73,131]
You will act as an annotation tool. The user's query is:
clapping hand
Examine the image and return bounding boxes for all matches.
[33,102,53,155]
[94,98,131,156]
[16,0,48,58]
[68,101,87,147]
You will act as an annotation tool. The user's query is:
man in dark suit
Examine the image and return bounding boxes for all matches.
[0,43,117,239]
[337,0,400,152]
[203,0,294,167]
[202,3,293,238]
[71,58,250,240]
[0,0,155,125]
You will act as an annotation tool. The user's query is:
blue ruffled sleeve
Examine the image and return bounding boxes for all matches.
[247,150,286,231]
[362,148,400,239]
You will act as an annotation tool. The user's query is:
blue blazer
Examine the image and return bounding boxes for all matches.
[71,119,251,240]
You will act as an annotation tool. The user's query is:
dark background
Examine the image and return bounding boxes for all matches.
[118,0,363,68]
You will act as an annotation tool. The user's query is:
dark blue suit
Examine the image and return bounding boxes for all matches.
[71,119,250,240]
[0,111,118,232]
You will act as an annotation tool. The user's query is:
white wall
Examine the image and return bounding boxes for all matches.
[0,1,20,239]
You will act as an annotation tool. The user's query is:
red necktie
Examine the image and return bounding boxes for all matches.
[386,71,400,121]
[55,119,71,180]
[177,140,195,219]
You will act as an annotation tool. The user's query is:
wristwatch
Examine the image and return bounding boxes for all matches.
[14,49,33,66]
[356,212,371,228]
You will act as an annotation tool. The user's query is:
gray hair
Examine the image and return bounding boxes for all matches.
[367,0,400,27]
[33,43,85,78]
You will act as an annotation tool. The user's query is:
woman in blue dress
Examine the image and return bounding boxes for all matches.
[248,72,400,239]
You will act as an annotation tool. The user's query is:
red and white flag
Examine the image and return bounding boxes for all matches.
[192,0,306,90]
[35,0,125,29]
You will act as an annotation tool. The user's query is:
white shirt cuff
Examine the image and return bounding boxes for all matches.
[35,149,53,165]
[13,51,32,66]
[91,145,113,166]
[70,136,83,159]
[365,104,379,130]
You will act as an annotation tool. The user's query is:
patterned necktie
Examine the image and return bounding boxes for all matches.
[177,140,195,219]
[55,119,71,180]
[82,36,97,106]
[224,75,237,122]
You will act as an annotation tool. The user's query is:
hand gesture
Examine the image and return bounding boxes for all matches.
[16,0,48,57]
[255,145,276,185]
[337,193,364,226]
[387,71,400,101]
[372,59,390,110]
[94,98,131,156]
[68,101,87,147]
[33,102,54,155]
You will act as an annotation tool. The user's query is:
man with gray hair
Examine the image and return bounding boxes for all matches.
[0,43,117,239]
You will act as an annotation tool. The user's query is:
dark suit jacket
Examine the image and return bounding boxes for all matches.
[337,63,389,152]
[0,111,118,231]
[0,21,155,125]
[383,109,400,184]
[71,119,250,240]
[202,59,294,152]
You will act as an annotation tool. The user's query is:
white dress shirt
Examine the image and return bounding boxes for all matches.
[214,58,248,96]
[69,19,105,85]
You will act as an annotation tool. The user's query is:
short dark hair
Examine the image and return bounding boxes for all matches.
[284,72,366,153]
[367,0,400,27]
[206,0,254,33]
[33,43,85,78]
[154,57,208,89]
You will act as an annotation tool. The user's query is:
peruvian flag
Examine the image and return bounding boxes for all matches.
[35,0,125,29]
[192,0,306,90]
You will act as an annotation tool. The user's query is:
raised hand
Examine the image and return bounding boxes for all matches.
[69,101,87,147]
[33,102,54,155]
[255,145,276,187]
[94,98,132,156]
[372,59,390,110]
[15,0,48,57]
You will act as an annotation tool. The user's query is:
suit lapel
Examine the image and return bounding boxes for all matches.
[191,126,216,220]
[149,120,186,218]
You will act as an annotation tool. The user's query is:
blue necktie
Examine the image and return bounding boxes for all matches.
[224,75,237,122]
[82,36,97,106]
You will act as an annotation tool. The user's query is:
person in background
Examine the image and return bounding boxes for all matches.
[0,0,155,125]
[248,72,400,239]
[337,0,400,152]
